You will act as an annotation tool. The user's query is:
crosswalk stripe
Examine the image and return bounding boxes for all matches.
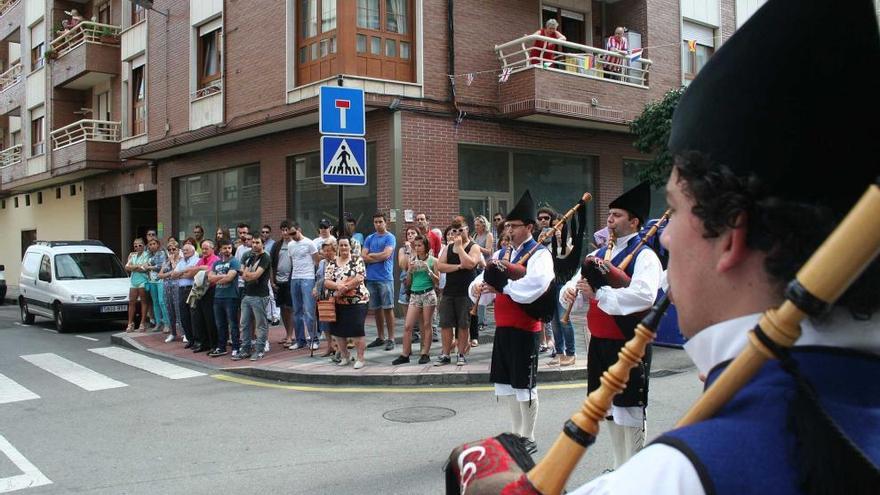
[0,373,40,405]
[20,353,127,391]
[88,347,205,380]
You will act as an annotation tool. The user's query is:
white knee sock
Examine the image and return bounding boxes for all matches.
[519,398,540,441]
[502,395,522,435]
[622,423,646,462]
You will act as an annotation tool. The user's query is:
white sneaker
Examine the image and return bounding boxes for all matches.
[264,341,270,352]
[290,342,304,350]
[310,341,320,350]
[231,350,239,359]
[164,334,175,343]
[353,360,365,370]
[182,336,189,344]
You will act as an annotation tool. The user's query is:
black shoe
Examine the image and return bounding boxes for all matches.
[418,354,431,365]
[232,352,250,361]
[192,346,208,353]
[391,355,410,365]
[183,342,194,349]
[521,438,538,455]
[366,338,384,348]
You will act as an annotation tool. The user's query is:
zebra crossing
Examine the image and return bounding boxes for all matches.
[0,347,205,405]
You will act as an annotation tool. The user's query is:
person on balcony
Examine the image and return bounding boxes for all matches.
[530,19,567,69]
[59,10,83,36]
[604,27,629,80]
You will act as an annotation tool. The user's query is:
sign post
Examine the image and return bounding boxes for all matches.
[319,80,367,230]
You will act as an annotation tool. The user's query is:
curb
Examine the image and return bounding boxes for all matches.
[111,333,588,386]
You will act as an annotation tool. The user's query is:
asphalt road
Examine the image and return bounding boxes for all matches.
[0,304,702,494]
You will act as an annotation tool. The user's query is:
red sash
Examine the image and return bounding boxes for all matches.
[586,298,626,339]
[495,294,541,333]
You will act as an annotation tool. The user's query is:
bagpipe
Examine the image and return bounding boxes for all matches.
[560,210,670,325]
[473,193,593,323]
[445,182,880,494]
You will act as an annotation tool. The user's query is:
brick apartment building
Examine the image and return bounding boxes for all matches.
[0,0,771,288]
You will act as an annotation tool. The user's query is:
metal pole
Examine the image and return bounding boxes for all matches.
[336,75,344,230]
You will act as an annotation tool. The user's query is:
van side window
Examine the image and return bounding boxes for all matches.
[39,255,52,282]
[21,253,41,275]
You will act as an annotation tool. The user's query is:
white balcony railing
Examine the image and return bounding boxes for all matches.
[0,0,20,17]
[0,143,22,168]
[0,62,22,93]
[49,21,121,59]
[51,120,121,150]
[495,35,653,88]
[191,79,223,100]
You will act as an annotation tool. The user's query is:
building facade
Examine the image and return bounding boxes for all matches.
[0,0,755,288]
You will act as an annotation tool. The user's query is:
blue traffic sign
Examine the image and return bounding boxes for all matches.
[319,86,365,136]
[321,136,367,186]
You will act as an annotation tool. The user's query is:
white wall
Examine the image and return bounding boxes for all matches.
[735,0,767,28]
[681,0,720,27]
[0,182,86,287]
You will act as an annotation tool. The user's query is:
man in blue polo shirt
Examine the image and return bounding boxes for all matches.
[362,211,396,351]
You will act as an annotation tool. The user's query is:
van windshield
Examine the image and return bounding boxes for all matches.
[54,253,127,280]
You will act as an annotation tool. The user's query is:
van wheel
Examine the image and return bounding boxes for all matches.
[54,303,70,333]
[20,298,35,324]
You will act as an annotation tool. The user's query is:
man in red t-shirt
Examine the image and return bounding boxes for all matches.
[415,212,442,257]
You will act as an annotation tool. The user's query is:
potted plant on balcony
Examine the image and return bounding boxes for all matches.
[44,47,58,60]
[98,26,119,44]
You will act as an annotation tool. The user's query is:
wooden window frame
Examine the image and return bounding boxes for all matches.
[197,28,222,90]
[131,65,146,136]
[682,42,714,81]
[296,0,338,85]
[31,114,44,156]
[352,0,414,82]
[30,42,44,71]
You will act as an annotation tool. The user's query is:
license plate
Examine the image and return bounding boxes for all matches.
[101,305,128,313]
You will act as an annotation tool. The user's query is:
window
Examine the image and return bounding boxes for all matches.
[30,108,44,156]
[98,3,111,25]
[70,184,76,196]
[25,194,30,206]
[198,25,222,91]
[0,199,4,209]
[296,0,413,86]
[542,6,587,47]
[54,253,127,280]
[174,165,260,240]
[14,197,19,207]
[11,130,21,146]
[39,255,52,282]
[288,144,377,235]
[96,91,111,121]
[37,192,42,204]
[56,187,61,199]
[681,21,716,82]
[132,4,146,25]
[30,22,45,71]
[459,146,597,236]
[131,65,146,135]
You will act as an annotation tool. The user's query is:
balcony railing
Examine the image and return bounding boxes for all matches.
[50,21,122,59]
[0,0,20,17]
[0,62,22,93]
[191,79,223,100]
[51,120,121,150]
[0,144,22,168]
[495,35,653,88]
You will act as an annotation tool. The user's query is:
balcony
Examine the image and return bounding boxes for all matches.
[0,62,23,115]
[50,119,121,175]
[49,21,121,90]
[494,35,653,129]
[0,0,22,42]
[0,145,49,192]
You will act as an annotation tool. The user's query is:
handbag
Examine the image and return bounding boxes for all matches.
[317,298,336,323]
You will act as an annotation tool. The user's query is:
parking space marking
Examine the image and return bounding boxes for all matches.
[0,434,52,493]
[37,328,57,334]
[89,347,205,380]
[0,374,40,405]
[75,336,99,342]
[21,353,127,392]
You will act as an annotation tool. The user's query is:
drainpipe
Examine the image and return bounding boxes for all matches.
[447,0,458,111]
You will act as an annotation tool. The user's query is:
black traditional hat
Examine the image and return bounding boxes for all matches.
[609,182,651,226]
[668,0,880,215]
[507,190,537,225]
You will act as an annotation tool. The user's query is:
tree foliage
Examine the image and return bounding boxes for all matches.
[630,87,685,187]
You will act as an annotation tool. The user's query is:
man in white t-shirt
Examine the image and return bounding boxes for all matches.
[313,218,337,252]
[287,222,320,349]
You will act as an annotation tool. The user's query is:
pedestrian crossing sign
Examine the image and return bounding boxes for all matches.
[320,136,367,186]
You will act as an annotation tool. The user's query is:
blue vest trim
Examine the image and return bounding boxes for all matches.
[595,234,648,278]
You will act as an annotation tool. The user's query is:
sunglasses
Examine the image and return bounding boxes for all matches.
[133,244,144,247]
[450,228,462,233]
[167,248,178,251]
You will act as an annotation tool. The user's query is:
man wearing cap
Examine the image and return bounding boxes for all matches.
[313,219,337,252]
[561,182,663,468]
[469,190,555,455]
[571,0,879,493]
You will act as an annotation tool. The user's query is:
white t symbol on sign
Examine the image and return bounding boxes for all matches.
[335,99,351,129]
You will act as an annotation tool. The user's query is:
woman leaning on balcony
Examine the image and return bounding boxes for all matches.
[530,18,567,69]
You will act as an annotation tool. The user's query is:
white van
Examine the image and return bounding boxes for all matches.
[19,241,130,332]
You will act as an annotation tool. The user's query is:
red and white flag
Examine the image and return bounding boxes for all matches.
[466,73,475,86]
[498,67,512,83]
